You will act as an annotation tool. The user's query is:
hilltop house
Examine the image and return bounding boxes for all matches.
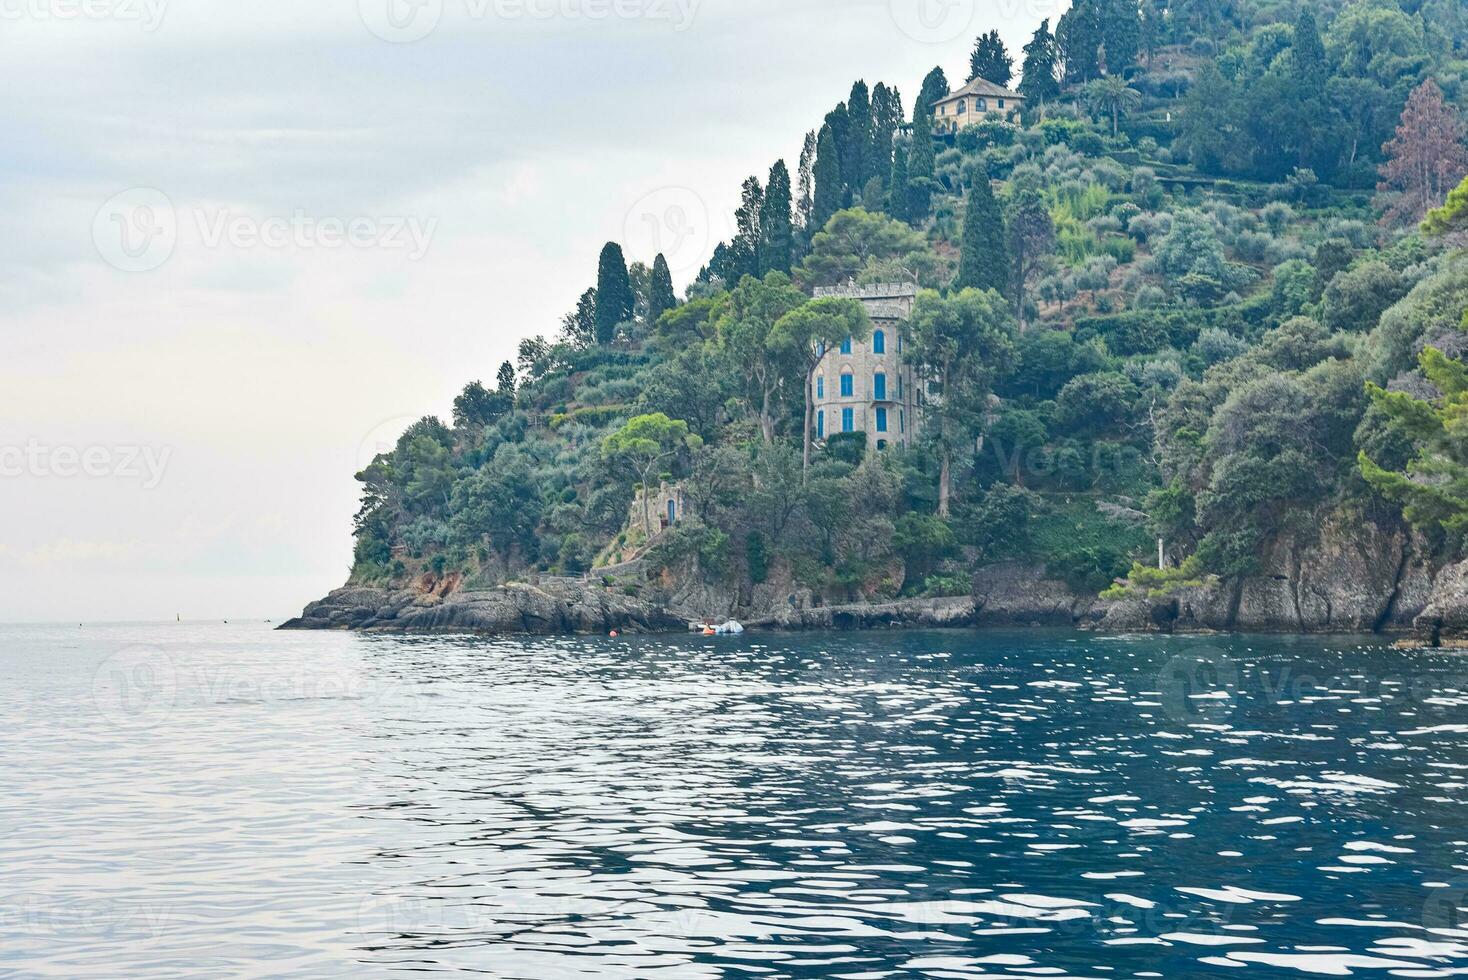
[810,282,922,452]
[932,77,1024,133]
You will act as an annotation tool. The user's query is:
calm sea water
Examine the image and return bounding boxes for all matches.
[3,623,1468,978]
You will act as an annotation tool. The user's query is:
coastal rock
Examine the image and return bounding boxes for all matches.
[280,580,685,635]
[971,563,1099,627]
[1414,560,1468,644]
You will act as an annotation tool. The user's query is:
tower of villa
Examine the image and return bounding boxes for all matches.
[810,281,922,451]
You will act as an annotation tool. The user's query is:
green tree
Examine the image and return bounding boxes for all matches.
[799,208,938,287]
[1082,75,1142,137]
[648,253,677,325]
[496,361,516,396]
[560,287,596,348]
[712,273,808,442]
[812,124,843,231]
[1057,0,1103,83]
[1005,185,1056,329]
[915,66,950,121]
[771,296,872,473]
[907,288,1018,516]
[602,413,697,539]
[957,170,1009,293]
[907,112,937,220]
[594,243,634,346]
[1019,19,1061,114]
[888,136,911,223]
[969,30,1014,85]
[1425,175,1468,237]
[1099,0,1141,73]
[1360,346,1468,550]
[1292,9,1327,89]
[452,380,511,430]
[846,80,874,191]
[759,160,795,275]
[870,83,904,188]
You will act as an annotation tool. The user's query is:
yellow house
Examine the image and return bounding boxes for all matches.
[932,77,1025,133]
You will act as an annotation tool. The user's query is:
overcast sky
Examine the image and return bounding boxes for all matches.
[0,0,1069,623]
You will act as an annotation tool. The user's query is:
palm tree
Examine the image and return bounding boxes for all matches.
[1083,76,1142,137]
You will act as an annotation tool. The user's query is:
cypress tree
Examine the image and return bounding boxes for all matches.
[1099,0,1141,75]
[907,113,936,221]
[957,170,1009,293]
[888,138,911,223]
[1019,20,1061,112]
[969,30,1014,85]
[1292,9,1327,89]
[594,242,634,346]
[812,124,842,231]
[496,361,516,395]
[759,160,795,274]
[871,83,903,188]
[824,103,850,197]
[648,253,677,325]
[916,66,950,121]
[846,81,873,190]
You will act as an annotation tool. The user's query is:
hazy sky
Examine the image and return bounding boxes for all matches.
[1,0,1070,623]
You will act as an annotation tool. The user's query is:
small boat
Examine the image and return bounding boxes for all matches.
[713,621,744,636]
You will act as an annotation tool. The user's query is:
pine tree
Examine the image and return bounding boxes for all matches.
[594,243,633,346]
[1019,19,1061,112]
[1292,9,1327,89]
[969,30,1014,85]
[648,254,677,325]
[916,66,950,121]
[812,124,843,231]
[846,81,874,191]
[496,361,516,395]
[1378,80,1468,227]
[888,137,911,223]
[759,160,795,275]
[730,176,764,280]
[908,113,936,220]
[957,170,1009,293]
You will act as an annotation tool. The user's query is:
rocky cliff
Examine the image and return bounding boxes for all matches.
[282,510,1468,642]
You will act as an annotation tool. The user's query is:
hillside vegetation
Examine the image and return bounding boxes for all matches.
[348,0,1468,610]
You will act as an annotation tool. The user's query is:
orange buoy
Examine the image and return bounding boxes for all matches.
[609,630,619,638]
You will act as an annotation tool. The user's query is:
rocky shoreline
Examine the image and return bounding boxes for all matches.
[281,511,1468,645]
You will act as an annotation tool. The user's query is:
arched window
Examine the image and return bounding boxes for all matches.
[977,97,988,111]
[873,372,887,401]
[958,101,967,115]
[842,408,854,433]
[900,409,905,433]
[816,375,824,399]
[840,372,854,397]
[817,410,825,438]
[873,329,886,354]
[897,376,904,401]
[876,407,888,433]
[840,336,852,355]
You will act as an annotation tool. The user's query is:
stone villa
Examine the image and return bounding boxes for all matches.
[810,281,922,451]
[932,76,1025,133]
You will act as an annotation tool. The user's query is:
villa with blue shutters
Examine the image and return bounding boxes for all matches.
[810,282,923,451]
